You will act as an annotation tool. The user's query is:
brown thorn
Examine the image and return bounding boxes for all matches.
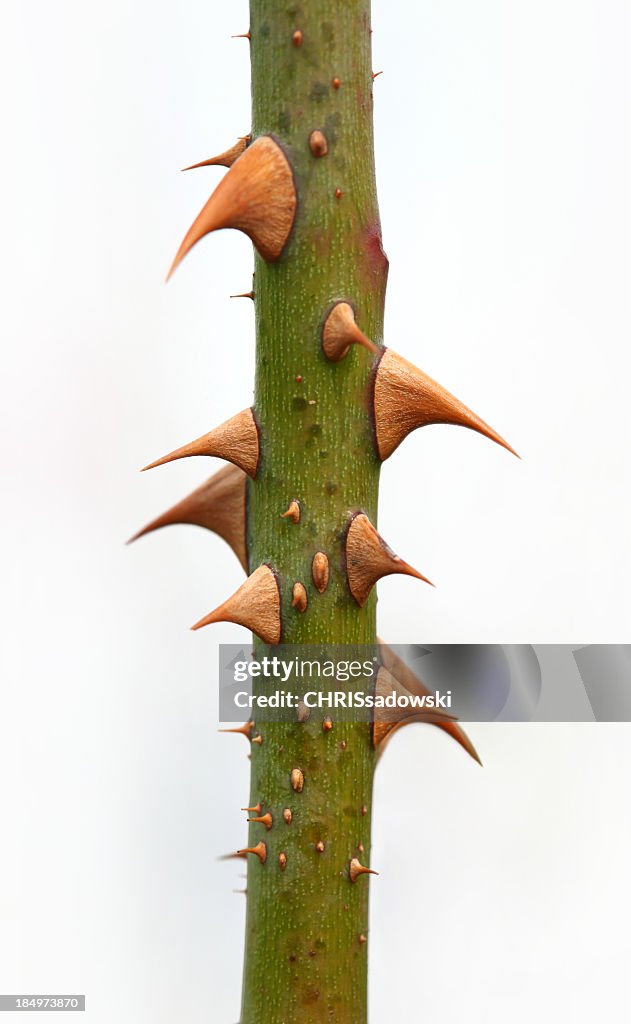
[322,301,378,362]
[309,129,328,158]
[349,858,378,883]
[375,639,482,764]
[219,721,255,741]
[372,665,458,751]
[312,551,330,594]
[141,407,260,479]
[345,512,433,607]
[290,768,304,792]
[281,499,301,523]
[218,850,247,861]
[237,841,267,864]
[251,734,263,746]
[335,188,343,199]
[232,30,251,40]
[323,717,333,732]
[372,348,519,461]
[181,137,248,172]
[191,563,282,645]
[241,803,261,813]
[282,808,293,825]
[359,934,367,945]
[230,290,255,300]
[167,135,297,275]
[292,29,303,47]
[332,77,341,89]
[279,852,287,871]
[315,840,325,853]
[128,464,248,572]
[291,582,308,613]
[247,812,273,830]
[372,70,383,79]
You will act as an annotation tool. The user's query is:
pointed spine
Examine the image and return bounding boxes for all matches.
[142,408,260,479]
[168,135,297,276]
[371,348,517,460]
[238,842,267,865]
[128,464,248,571]
[247,812,273,830]
[344,512,432,608]
[349,858,378,883]
[182,136,249,171]
[321,302,378,363]
[191,564,282,645]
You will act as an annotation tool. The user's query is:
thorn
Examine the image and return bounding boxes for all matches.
[220,721,255,741]
[372,70,383,79]
[232,30,251,40]
[237,841,267,864]
[349,857,378,883]
[291,582,308,613]
[308,129,328,158]
[335,188,343,199]
[279,852,287,871]
[247,812,273,830]
[345,512,433,607]
[282,808,293,825]
[281,499,301,523]
[372,665,458,750]
[233,888,247,895]
[290,768,304,792]
[182,137,248,172]
[230,290,255,300]
[292,29,303,47]
[312,551,330,594]
[322,301,378,362]
[372,348,519,461]
[191,563,282,645]
[251,734,263,746]
[241,803,261,813]
[315,840,325,853]
[376,639,482,764]
[359,934,367,945]
[218,850,247,861]
[323,716,333,732]
[167,135,297,276]
[127,464,248,571]
[332,77,341,89]
[141,408,260,479]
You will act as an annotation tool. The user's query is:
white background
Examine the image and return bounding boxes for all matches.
[1,1,629,1021]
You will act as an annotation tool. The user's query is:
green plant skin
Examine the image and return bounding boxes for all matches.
[241,2,386,1021]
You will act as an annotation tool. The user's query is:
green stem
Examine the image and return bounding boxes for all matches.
[241,3,386,1021]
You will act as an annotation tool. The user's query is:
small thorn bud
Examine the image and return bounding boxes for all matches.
[292,29,303,47]
[358,842,364,853]
[361,804,367,816]
[309,129,328,158]
[359,934,367,945]
[251,734,263,746]
[182,137,248,172]
[241,803,261,813]
[345,512,432,607]
[332,77,341,89]
[142,408,260,479]
[322,301,378,362]
[192,563,282,645]
[238,841,267,864]
[335,188,343,199]
[220,721,255,741]
[323,717,333,732]
[281,500,301,523]
[283,808,293,825]
[279,852,287,871]
[349,857,378,883]
[312,551,330,594]
[340,740,347,750]
[247,812,273,830]
[296,700,310,723]
[292,582,308,613]
[315,840,325,853]
[290,768,304,792]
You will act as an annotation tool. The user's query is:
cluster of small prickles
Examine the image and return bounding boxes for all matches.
[225,752,376,906]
